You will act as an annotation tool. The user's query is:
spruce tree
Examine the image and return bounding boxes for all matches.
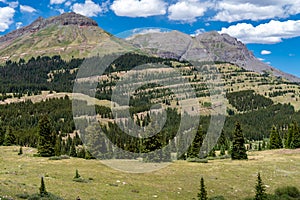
[37,116,55,157]
[54,135,62,156]
[286,123,295,148]
[231,122,247,160]
[220,145,226,156]
[187,125,204,158]
[18,146,23,155]
[70,139,77,157]
[3,126,15,146]
[39,177,48,197]
[269,126,282,149]
[74,169,80,179]
[198,177,208,200]
[255,173,266,200]
[258,142,262,151]
[292,122,300,148]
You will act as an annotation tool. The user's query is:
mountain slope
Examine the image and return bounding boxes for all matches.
[0,12,133,62]
[127,31,300,82]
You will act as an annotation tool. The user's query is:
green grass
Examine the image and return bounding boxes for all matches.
[0,147,300,200]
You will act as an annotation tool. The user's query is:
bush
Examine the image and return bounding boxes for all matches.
[16,193,30,199]
[274,186,300,198]
[49,156,61,160]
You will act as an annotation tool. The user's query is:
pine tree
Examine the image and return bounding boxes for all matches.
[18,146,23,155]
[198,177,208,200]
[39,177,48,197]
[220,145,226,156]
[54,135,62,156]
[255,173,266,200]
[286,123,295,148]
[231,122,247,160]
[3,126,15,146]
[269,126,282,149]
[187,125,204,158]
[258,142,262,151]
[37,116,55,157]
[70,139,77,157]
[292,122,300,148]
[74,169,80,179]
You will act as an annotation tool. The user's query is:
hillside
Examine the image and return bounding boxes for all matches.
[0,12,134,62]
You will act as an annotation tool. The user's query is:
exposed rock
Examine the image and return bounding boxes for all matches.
[128,31,300,82]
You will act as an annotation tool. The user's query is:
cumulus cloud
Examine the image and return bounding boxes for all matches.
[50,0,66,4]
[261,50,272,55]
[213,2,285,22]
[0,6,15,32]
[219,20,300,44]
[0,0,19,8]
[213,0,300,22]
[20,5,37,13]
[168,0,211,22]
[71,0,103,17]
[111,0,167,17]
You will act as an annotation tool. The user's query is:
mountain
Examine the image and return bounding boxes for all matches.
[0,12,133,62]
[0,13,299,82]
[127,31,300,82]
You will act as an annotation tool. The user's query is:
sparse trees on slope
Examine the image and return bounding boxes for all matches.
[231,122,247,160]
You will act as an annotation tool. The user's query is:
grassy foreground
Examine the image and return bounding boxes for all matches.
[0,146,300,200]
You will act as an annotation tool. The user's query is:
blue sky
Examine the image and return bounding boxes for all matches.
[0,0,299,77]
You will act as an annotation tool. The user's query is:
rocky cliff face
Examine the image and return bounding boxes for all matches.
[128,31,300,82]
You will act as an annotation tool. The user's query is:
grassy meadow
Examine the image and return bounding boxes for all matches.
[0,146,300,199]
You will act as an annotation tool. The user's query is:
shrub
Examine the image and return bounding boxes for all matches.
[16,193,30,199]
[209,195,226,200]
[27,193,64,200]
[274,186,300,198]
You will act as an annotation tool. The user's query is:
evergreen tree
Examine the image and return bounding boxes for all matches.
[0,126,5,145]
[269,126,282,149]
[231,122,247,160]
[220,145,226,156]
[54,135,62,156]
[187,125,204,158]
[70,139,77,157]
[292,122,300,148]
[37,116,55,157]
[39,177,48,197]
[3,126,15,146]
[74,169,80,179]
[198,177,208,200]
[208,147,216,157]
[258,142,262,151]
[255,173,266,200]
[18,146,23,155]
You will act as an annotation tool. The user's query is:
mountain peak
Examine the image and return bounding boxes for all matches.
[47,12,98,27]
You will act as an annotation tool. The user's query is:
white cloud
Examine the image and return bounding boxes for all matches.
[15,21,22,29]
[111,0,167,17]
[20,5,37,13]
[0,6,15,32]
[0,0,18,8]
[219,20,300,44]
[261,50,272,55]
[50,0,66,4]
[213,2,285,22]
[168,0,211,22]
[71,0,103,17]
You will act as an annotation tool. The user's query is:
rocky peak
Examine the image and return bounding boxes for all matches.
[47,12,98,27]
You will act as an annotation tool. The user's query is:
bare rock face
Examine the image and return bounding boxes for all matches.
[128,31,300,82]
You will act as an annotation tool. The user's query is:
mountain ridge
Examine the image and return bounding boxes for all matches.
[127,30,300,82]
[0,13,299,82]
